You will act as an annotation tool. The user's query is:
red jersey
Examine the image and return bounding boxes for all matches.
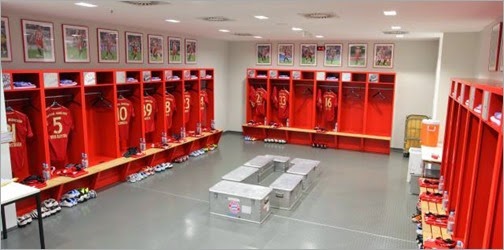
[200,90,209,111]
[254,88,267,116]
[183,91,191,123]
[117,98,135,146]
[165,93,176,129]
[278,89,289,120]
[46,106,74,163]
[7,110,33,178]
[143,96,157,133]
[323,91,338,122]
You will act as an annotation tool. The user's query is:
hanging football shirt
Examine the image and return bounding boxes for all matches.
[323,91,338,122]
[46,106,74,163]
[254,87,267,116]
[143,95,157,133]
[6,110,33,178]
[165,93,176,129]
[278,89,290,120]
[183,91,191,123]
[117,98,135,147]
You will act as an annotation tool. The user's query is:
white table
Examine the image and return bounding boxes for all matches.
[1,182,45,248]
[421,146,443,178]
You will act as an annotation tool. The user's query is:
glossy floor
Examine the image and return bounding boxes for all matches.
[1,134,418,249]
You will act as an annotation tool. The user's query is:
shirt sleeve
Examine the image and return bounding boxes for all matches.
[25,115,34,138]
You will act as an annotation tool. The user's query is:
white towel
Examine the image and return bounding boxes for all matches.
[465,99,469,106]
[491,116,501,126]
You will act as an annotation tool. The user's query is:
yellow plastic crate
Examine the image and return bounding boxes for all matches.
[404,114,429,156]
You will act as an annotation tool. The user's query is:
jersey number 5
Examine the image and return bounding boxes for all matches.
[52,117,63,134]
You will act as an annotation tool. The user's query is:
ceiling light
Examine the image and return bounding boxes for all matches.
[391,26,401,30]
[396,34,404,38]
[384,10,397,16]
[165,19,180,23]
[292,27,303,31]
[75,2,97,7]
[254,15,269,20]
[315,35,324,38]
[253,36,262,39]
[219,29,230,33]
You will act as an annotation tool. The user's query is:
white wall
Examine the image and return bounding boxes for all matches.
[475,21,503,80]
[1,9,229,130]
[434,32,479,142]
[227,40,439,148]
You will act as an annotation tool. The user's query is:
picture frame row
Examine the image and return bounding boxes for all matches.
[0,17,197,64]
[488,21,503,72]
[257,43,394,68]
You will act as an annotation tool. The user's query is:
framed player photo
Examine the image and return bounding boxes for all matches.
[277,43,294,66]
[1,17,12,62]
[21,19,55,62]
[373,43,394,68]
[300,43,317,66]
[148,34,164,64]
[348,43,367,68]
[168,37,182,64]
[97,28,119,63]
[256,43,271,65]
[125,31,143,64]
[324,44,342,67]
[489,22,502,71]
[62,24,89,63]
[185,39,197,64]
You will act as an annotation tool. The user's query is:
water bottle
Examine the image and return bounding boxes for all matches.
[161,132,168,145]
[334,122,338,132]
[42,163,51,181]
[286,118,290,127]
[139,138,146,153]
[442,191,449,211]
[181,127,186,139]
[210,119,216,130]
[455,240,464,249]
[264,117,267,125]
[438,175,444,193]
[447,211,455,235]
[196,122,201,135]
[81,153,88,169]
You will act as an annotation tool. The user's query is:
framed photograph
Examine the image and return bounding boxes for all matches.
[324,44,342,67]
[97,28,119,63]
[62,24,89,63]
[1,17,12,62]
[348,44,367,67]
[21,19,55,62]
[277,43,294,66]
[168,37,182,64]
[300,43,317,66]
[501,28,503,71]
[489,22,502,71]
[125,31,143,63]
[185,39,197,64]
[148,34,164,64]
[373,43,394,68]
[256,43,272,65]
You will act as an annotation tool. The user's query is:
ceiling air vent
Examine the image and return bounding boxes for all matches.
[121,1,170,6]
[300,12,338,19]
[233,33,254,37]
[383,30,409,35]
[200,16,233,22]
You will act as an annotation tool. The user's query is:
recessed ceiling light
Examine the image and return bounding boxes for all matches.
[396,34,404,38]
[165,19,180,23]
[391,26,401,30]
[384,10,397,16]
[253,36,262,39]
[75,2,97,7]
[315,35,324,38]
[254,15,269,20]
[219,29,230,33]
[292,27,303,31]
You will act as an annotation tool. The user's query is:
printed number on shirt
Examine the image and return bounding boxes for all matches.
[118,106,128,121]
[53,117,63,134]
[200,96,205,108]
[7,124,16,142]
[144,103,153,117]
[184,97,190,110]
[165,101,171,114]
[325,97,332,108]
[279,96,287,106]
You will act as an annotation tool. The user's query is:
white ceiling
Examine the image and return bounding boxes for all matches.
[2,0,502,41]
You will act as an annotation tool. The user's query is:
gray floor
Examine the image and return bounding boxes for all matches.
[1,133,418,249]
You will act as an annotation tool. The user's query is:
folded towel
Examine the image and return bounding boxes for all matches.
[465,99,469,106]
[490,116,501,126]
[495,112,502,120]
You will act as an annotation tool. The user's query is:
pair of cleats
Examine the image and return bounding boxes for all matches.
[60,188,97,207]
[424,212,448,227]
[419,191,443,203]
[419,178,439,189]
[416,223,423,235]
[174,155,189,163]
[127,172,149,183]
[17,214,33,227]
[264,138,287,144]
[190,149,205,157]
[207,144,218,150]
[269,122,280,128]
[154,163,173,172]
[123,147,141,157]
[244,136,257,141]
[416,234,423,245]
[29,198,62,220]
[423,237,456,249]
[411,213,422,223]
[312,143,327,149]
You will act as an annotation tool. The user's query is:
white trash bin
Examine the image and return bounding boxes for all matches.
[407,147,423,183]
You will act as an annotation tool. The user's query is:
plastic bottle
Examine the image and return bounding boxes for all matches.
[447,211,455,235]
[438,175,444,193]
[161,132,168,145]
[81,153,88,169]
[334,122,338,132]
[455,240,464,249]
[196,122,201,135]
[42,163,51,181]
[286,118,290,127]
[139,138,146,153]
[181,127,186,139]
[264,116,267,125]
[210,119,215,130]
[442,191,449,211]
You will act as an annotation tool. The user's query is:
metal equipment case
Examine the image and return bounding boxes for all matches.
[269,173,304,210]
[287,162,319,190]
[265,154,291,172]
[243,155,275,182]
[209,180,272,224]
[221,166,260,184]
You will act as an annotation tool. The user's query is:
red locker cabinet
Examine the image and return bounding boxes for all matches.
[164,70,184,139]
[183,69,201,135]
[199,68,215,132]
[440,78,502,249]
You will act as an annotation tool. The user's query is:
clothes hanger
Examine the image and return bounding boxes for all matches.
[6,106,14,112]
[372,90,386,100]
[92,95,113,108]
[50,99,63,108]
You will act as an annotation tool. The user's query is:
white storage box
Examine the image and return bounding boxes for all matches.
[407,147,422,182]
[269,173,303,210]
[265,154,291,172]
[209,180,272,224]
[221,166,260,184]
[244,156,275,182]
[287,162,319,190]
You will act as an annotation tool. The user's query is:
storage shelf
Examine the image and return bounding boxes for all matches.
[4,88,40,92]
